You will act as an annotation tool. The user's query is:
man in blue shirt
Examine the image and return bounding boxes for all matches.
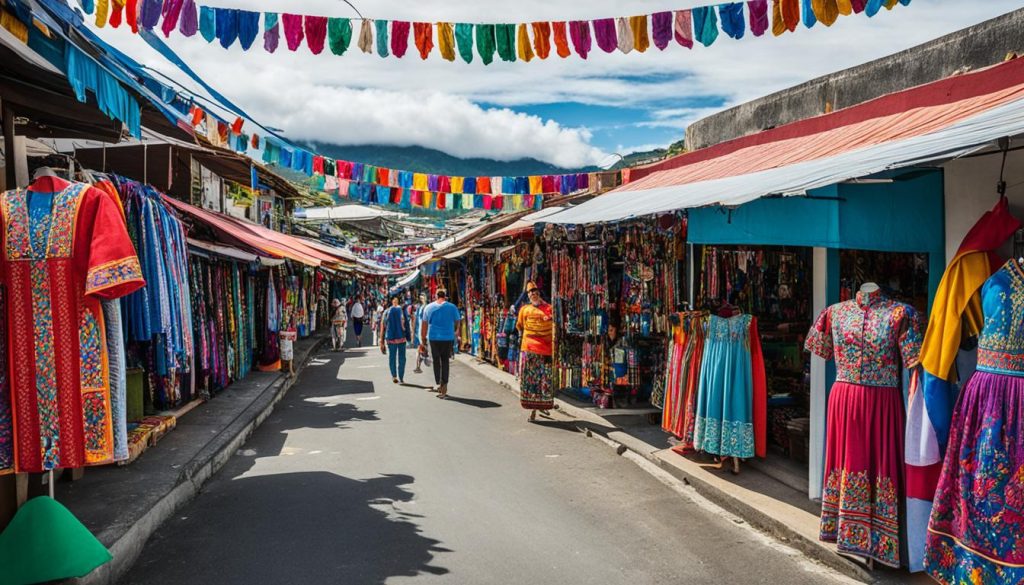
[420,290,461,398]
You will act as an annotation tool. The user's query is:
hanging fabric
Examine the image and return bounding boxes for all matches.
[651,12,672,50]
[719,3,745,39]
[531,22,551,59]
[801,0,818,26]
[455,22,474,63]
[593,18,617,53]
[328,18,352,56]
[375,19,389,57]
[437,22,456,61]
[178,0,197,37]
[282,13,304,51]
[264,12,279,53]
[357,19,374,53]
[836,0,854,15]
[109,0,124,28]
[783,0,802,31]
[674,10,694,49]
[748,0,770,35]
[850,0,867,13]
[629,15,649,53]
[812,0,840,25]
[215,8,238,49]
[495,23,517,62]
[199,6,215,43]
[137,0,161,30]
[126,0,140,33]
[305,16,328,55]
[158,0,184,36]
[413,21,433,59]
[692,7,718,47]
[237,10,260,50]
[517,23,534,62]
[391,20,411,58]
[551,21,571,58]
[569,20,591,59]
[475,23,496,65]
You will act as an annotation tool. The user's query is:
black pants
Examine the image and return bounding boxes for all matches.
[429,340,453,385]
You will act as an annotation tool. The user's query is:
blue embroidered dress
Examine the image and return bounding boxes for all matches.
[925,260,1024,584]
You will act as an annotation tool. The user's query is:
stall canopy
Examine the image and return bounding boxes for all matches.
[546,56,1024,225]
[478,207,566,243]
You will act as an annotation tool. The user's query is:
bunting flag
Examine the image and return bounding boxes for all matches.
[86,0,913,62]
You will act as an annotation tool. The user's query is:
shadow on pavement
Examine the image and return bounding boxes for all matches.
[120,472,450,585]
[440,396,503,409]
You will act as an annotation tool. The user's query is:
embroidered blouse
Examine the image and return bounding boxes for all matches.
[516,302,554,356]
[977,260,1024,376]
[805,289,923,388]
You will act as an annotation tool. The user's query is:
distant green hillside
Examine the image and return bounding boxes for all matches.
[611,139,687,169]
[302,143,600,176]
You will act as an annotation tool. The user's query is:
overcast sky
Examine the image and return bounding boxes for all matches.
[89,1,1022,168]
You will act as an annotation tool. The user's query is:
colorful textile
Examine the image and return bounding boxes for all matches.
[801,0,818,27]
[812,0,841,25]
[263,12,279,53]
[475,23,496,65]
[692,6,718,47]
[437,22,455,61]
[390,20,410,58]
[629,15,650,51]
[569,20,592,59]
[719,3,746,39]
[1,183,144,473]
[0,286,9,473]
[304,16,328,55]
[455,22,474,63]
[805,290,922,388]
[282,13,304,51]
[517,23,534,62]
[158,0,184,37]
[748,0,770,35]
[495,23,516,62]
[821,382,905,568]
[198,5,215,42]
[237,10,259,51]
[327,18,352,56]
[413,21,433,59]
[674,10,694,48]
[520,351,554,410]
[615,17,633,54]
[516,302,553,356]
[651,11,672,50]
[551,21,570,57]
[693,315,766,458]
[593,18,617,53]
[214,8,237,49]
[531,21,551,59]
[974,263,1024,376]
[357,18,373,53]
[375,19,389,57]
[137,0,161,29]
[662,313,706,447]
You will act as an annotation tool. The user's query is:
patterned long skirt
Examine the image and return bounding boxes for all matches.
[820,383,905,568]
[924,371,1024,585]
[520,351,554,410]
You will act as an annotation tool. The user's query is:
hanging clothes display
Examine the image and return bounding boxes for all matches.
[693,314,766,459]
[923,260,1024,585]
[662,312,706,448]
[0,180,145,473]
[805,289,922,568]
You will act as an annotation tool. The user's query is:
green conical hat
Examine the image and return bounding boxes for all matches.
[0,496,112,585]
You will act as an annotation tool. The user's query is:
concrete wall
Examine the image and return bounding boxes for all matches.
[687,9,1024,151]
[942,148,1024,262]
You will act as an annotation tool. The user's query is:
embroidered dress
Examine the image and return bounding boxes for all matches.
[924,261,1024,584]
[517,302,554,410]
[693,314,766,459]
[0,183,144,473]
[806,289,922,568]
[662,313,706,448]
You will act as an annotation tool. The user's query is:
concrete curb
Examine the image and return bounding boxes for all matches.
[74,337,330,585]
[454,354,872,584]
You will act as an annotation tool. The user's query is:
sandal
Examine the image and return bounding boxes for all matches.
[437,394,448,400]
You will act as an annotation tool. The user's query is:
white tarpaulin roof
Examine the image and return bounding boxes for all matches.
[545,70,1024,225]
[296,205,407,221]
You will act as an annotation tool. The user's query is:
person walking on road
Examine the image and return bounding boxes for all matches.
[412,292,429,373]
[420,290,461,399]
[350,295,366,346]
[380,296,411,384]
[330,298,348,351]
[517,282,556,422]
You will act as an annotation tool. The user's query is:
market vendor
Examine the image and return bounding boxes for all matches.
[517,282,556,422]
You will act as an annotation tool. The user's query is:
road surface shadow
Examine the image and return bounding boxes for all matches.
[440,396,503,409]
[119,472,449,585]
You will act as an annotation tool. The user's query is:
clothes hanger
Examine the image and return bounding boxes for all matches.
[28,166,71,193]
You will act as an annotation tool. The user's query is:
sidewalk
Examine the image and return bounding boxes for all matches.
[56,335,328,585]
[456,354,930,585]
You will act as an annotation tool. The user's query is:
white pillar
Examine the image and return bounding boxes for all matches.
[808,247,828,500]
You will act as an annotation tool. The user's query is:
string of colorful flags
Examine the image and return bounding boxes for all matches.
[82,0,912,62]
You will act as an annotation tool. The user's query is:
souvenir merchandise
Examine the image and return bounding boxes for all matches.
[924,260,1024,585]
[0,178,145,472]
[661,311,706,448]
[806,289,922,568]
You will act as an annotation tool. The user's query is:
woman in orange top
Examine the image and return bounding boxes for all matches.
[516,282,555,422]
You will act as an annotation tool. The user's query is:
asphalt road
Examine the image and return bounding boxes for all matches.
[118,345,856,585]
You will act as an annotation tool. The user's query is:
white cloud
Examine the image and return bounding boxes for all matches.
[89,0,1023,166]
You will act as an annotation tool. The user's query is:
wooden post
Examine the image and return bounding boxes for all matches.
[2,97,16,190]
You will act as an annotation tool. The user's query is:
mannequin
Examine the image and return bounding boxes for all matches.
[28,167,69,193]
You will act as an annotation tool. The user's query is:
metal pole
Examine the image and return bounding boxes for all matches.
[1,97,16,189]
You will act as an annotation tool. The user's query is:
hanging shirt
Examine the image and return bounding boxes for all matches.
[805,289,922,388]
